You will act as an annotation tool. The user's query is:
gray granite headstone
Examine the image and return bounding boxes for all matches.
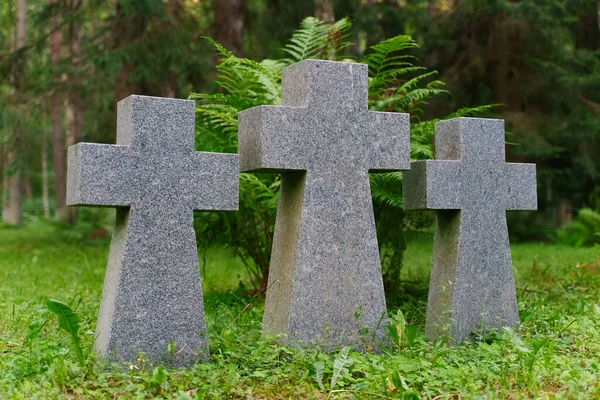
[403,117,537,342]
[238,60,410,349]
[67,95,238,366]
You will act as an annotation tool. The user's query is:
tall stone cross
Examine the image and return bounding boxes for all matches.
[403,117,537,342]
[238,60,410,349]
[67,95,238,366]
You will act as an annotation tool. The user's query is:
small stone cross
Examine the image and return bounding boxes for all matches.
[67,95,238,366]
[403,117,537,342]
[238,60,410,349]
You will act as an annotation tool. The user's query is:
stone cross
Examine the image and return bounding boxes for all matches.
[403,117,537,342]
[238,60,410,349]
[67,95,238,366]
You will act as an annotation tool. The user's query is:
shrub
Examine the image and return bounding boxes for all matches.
[552,207,600,247]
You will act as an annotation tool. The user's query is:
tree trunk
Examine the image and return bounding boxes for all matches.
[65,0,83,223]
[597,0,600,37]
[42,129,50,218]
[2,0,26,226]
[112,2,145,110]
[50,0,67,220]
[213,0,244,56]
[22,178,32,198]
[66,4,82,149]
[315,0,335,23]
[1,144,7,217]
[2,148,21,226]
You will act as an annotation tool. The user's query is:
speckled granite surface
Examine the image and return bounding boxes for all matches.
[239,60,410,349]
[403,117,537,342]
[67,95,238,366]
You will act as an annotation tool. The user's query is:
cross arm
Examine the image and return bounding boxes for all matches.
[238,105,307,172]
[186,152,239,211]
[403,160,462,210]
[505,163,537,210]
[366,111,410,172]
[67,143,134,207]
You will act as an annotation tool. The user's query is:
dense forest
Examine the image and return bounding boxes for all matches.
[1,0,599,239]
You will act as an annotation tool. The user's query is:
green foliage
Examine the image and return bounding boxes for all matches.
[193,17,494,294]
[195,173,278,292]
[553,208,600,247]
[362,35,498,296]
[367,36,447,116]
[1,0,596,240]
[45,299,85,368]
[282,17,352,63]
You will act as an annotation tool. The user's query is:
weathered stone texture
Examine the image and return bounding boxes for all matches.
[403,117,537,342]
[67,95,238,366]
[239,60,410,349]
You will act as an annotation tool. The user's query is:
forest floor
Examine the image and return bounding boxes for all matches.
[1,222,600,399]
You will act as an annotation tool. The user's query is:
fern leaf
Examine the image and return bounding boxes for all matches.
[283,17,327,62]
[283,17,352,63]
[398,71,440,93]
[444,104,502,119]
[202,36,233,58]
[365,35,419,78]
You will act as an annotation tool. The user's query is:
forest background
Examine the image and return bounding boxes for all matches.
[1,0,600,293]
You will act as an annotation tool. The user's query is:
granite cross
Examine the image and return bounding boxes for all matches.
[403,117,537,342]
[238,60,410,349]
[67,95,238,366]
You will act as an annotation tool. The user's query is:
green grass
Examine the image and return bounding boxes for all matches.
[1,222,600,398]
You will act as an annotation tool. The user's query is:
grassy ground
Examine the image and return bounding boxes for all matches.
[1,222,600,399]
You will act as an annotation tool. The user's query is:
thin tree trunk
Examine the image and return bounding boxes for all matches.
[112,2,145,110]
[50,0,67,220]
[315,0,335,24]
[42,130,50,218]
[2,149,21,225]
[64,93,80,223]
[213,0,244,56]
[22,178,32,198]
[427,0,436,17]
[66,6,82,149]
[3,0,26,226]
[315,0,336,60]
[1,143,6,207]
[1,144,7,216]
[65,1,82,223]
[597,0,600,37]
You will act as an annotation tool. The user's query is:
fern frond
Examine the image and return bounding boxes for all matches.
[283,17,328,61]
[444,104,502,119]
[204,37,282,104]
[369,172,404,209]
[190,37,286,152]
[326,17,353,59]
[410,141,435,160]
[369,66,426,95]
[365,35,419,78]
[282,17,352,64]
[398,71,440,94]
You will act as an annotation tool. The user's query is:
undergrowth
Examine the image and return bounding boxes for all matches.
[1,224,600,399]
